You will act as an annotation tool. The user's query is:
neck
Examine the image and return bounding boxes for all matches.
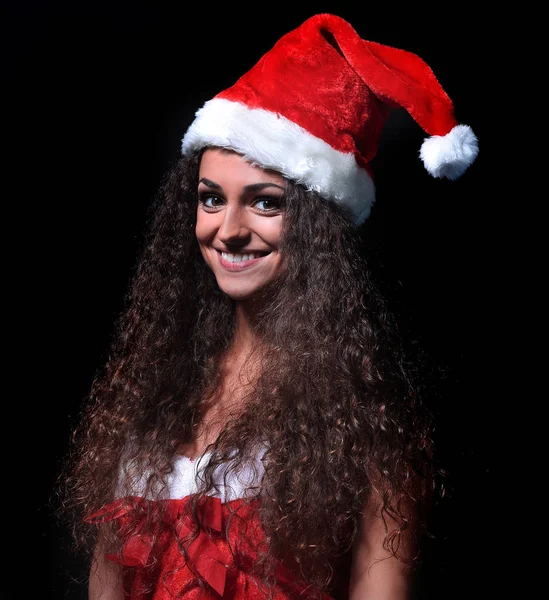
[232,295,266,355]
[192,299,264,449]
[231,306,256,358]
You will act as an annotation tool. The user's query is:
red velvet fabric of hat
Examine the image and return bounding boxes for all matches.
[182,13,478,225]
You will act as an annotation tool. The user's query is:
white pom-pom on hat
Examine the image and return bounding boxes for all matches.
[420,124,479,181]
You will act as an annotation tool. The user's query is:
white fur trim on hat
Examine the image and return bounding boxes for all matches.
[420,124,479,181]
[181,98,376,226]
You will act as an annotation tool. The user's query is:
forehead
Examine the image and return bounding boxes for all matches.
[199,148,286,187]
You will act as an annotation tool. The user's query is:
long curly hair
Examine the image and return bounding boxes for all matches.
[58,148,438,596]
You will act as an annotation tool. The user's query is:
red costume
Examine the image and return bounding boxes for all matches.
[88,454,338,599]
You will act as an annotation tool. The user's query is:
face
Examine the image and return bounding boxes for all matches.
[196,148,286,302]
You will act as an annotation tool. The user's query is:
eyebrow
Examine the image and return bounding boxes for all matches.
[198,178,285,193]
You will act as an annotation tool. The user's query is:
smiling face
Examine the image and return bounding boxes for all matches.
[195,148,286,303]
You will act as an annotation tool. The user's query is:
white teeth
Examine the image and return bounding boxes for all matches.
[221,252,262,263]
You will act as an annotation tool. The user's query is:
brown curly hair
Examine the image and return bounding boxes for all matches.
[58,148,437,597]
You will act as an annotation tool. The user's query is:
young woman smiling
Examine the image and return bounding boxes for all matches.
[195,149,286,306]
[58,13,478,600]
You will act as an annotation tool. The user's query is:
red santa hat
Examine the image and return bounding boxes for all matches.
[181,13,478,226]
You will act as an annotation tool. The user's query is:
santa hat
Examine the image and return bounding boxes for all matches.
[181,13,478,226]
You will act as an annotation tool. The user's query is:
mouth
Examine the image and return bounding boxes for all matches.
[215,249,271,271]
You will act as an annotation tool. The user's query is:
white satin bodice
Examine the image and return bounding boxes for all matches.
[119,449,266,502]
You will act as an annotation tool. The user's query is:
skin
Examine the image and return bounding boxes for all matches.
[349,491,416,599]
[180,148,288,458]
[196,148,286,307]
[89,530,124,600]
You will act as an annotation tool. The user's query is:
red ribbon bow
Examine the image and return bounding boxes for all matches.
[87,495,228,596]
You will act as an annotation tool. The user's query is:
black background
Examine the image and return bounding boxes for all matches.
[4,2,502,599]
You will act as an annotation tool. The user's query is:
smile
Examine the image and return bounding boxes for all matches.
[216,249,271,271]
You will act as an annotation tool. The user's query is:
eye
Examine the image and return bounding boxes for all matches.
[199,194,225,210]
[254,197,283,212]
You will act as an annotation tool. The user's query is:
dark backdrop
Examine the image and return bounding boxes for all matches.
[4,2,498,599]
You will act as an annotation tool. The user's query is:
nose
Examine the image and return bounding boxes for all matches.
[217,205,251,246]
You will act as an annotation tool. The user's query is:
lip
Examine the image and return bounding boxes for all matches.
[216,249,269,272]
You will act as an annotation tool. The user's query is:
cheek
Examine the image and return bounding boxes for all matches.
[259,219,283,248]
[195,214,211,246]
[194,221,211,265]
[195,223,203,245]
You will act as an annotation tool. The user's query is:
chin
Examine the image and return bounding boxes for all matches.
[215,278,272,303]
[219,286,260,302]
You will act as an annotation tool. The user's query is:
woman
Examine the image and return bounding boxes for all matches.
[59,13,478,600]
